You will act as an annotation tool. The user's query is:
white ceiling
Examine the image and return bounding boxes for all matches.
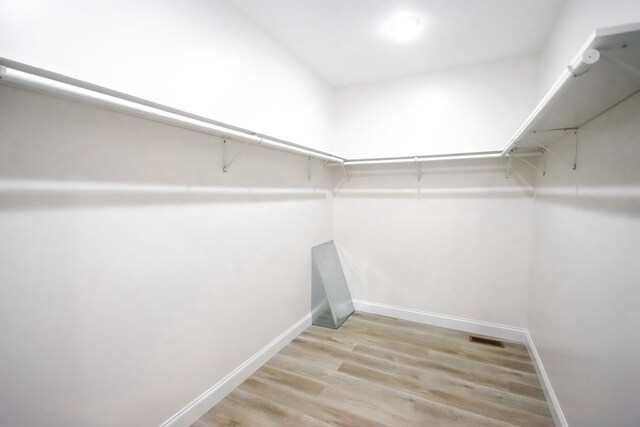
[227,0,564,87]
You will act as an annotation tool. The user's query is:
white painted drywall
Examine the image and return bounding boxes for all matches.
[539,0,640,94]
[0,85,333,427]
[0,0,334,151]
[332,160,535,328]
[528,91,640,426]
[332,55,539,158]
[226,0,563,87]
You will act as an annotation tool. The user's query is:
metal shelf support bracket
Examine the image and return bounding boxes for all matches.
[222,139,228,173]
[415,157,422,182]
[526,135,577,171]
[599,48,640,79]
[573,131,578,171]
[514,153,545,176]
[221,138,240,173]
[340,164,350,183]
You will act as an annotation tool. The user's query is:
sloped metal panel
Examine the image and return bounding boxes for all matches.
[311,240,354,329]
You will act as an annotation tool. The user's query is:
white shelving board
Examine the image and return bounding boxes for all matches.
[504,23,640,155]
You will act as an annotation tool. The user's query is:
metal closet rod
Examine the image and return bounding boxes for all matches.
[0,58,344,164]
[0,58,542,168]
[332,150,541,166]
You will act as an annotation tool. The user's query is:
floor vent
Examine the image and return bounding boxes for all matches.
[469,335,505,348]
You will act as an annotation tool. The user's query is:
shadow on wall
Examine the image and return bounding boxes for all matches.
[0,86,333,210]
[534,189,640,220]
[332,160,536,199]
[332,187,533,200]
[0,187,330,210]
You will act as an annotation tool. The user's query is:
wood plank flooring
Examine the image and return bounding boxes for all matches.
[193,312,554,426]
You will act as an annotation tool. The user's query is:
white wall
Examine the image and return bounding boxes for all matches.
[539,0,640,94]
[3,3,639,426]
[333,160,535,328]
[0,85,333,427]
[0,0,334,151]
[528,92,640,426]
[332,55,539,158]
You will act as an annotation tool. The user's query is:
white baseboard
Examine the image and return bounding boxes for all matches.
[159,313,312,427]
[525,331,568,427]
[352,299,527,343]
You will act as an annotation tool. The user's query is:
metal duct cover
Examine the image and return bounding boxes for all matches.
[311,240,354,329]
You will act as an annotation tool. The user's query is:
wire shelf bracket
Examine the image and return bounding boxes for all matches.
[340,164,350,183]
[524,132,578,171]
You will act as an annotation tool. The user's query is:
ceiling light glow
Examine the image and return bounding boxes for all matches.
[388,15,421,41]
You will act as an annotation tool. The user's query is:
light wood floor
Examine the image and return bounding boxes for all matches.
[193,312,554,426]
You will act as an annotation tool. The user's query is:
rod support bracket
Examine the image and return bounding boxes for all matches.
[340,164,350,183]
[525,133,577,172]
[222,139,228,173]
[599,47,640,79]
[513,151,545,176]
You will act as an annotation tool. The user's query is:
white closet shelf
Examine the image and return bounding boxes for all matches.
[503,22,640,156]
[2,22,639,171]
